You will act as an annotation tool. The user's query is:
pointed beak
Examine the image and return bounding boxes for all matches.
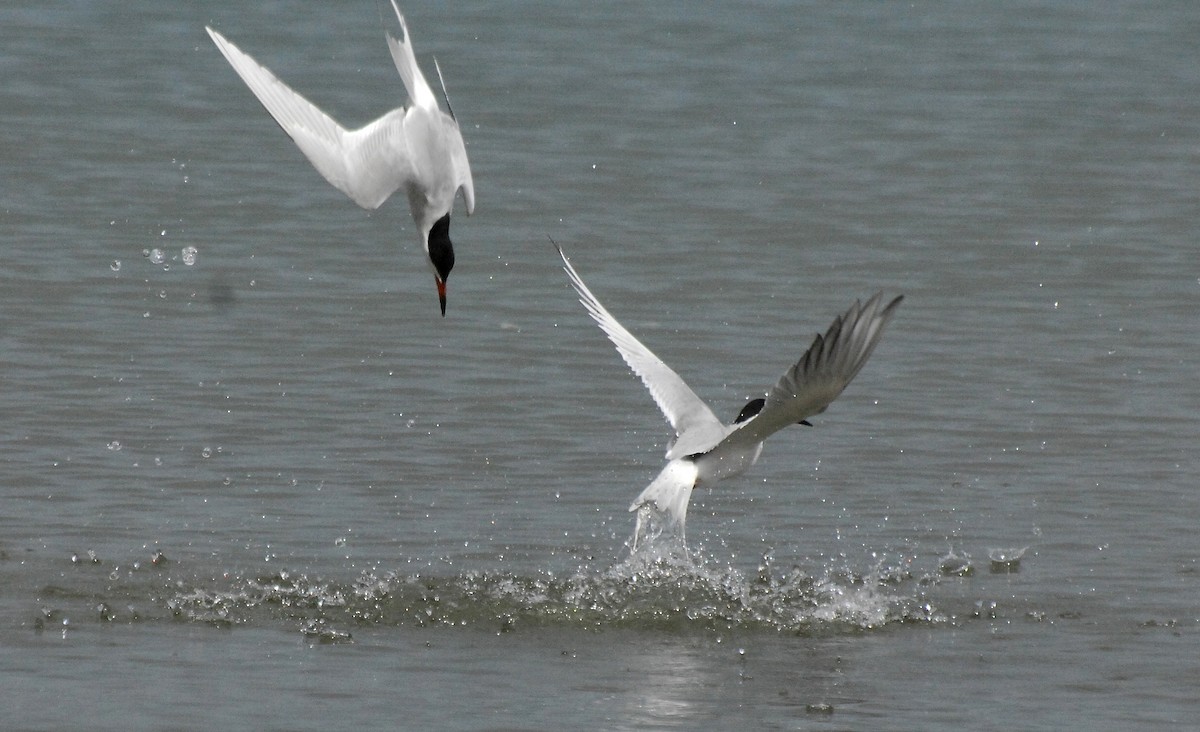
[436,276,447,316]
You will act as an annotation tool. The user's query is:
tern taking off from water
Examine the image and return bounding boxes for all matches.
[207,1,474,315]
[556,244,902,549]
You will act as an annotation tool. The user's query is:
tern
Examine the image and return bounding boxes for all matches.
[206,1,474,315]
[556,245,902,548]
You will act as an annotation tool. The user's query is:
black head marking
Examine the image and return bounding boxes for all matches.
[733,397,766,425]
[427,213,455,282]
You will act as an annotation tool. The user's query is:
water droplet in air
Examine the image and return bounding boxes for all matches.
[106,441,122,451]
[201,446,213,458]
[149,248,165,264]
[110,260,121,272]
[181,246,198,266]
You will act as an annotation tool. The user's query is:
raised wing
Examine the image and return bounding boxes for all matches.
[384,0,438,112]
[383,3,474,216]
[556,245,721,442]
[718,293,902,450]
[206,26,415,210]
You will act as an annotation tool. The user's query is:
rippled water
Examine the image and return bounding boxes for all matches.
[4,1,1199,729]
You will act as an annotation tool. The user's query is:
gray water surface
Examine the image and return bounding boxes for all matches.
[3,2,1198,729]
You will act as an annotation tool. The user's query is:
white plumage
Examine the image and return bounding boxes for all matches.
[556,245,902,548]
[207,1,474,315]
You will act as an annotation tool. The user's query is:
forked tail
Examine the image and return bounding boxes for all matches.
[629,459,699,550]
[383,0,437,110]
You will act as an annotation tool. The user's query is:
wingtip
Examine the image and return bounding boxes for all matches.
[432,57,457,121]
[389,0,407,32]
[548,235,567,264]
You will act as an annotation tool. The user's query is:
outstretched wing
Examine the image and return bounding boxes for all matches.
[556,245,722,443]
[207,26,416,210]
[718,293,902,450]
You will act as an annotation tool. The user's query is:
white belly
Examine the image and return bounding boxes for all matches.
[694,442,764,484]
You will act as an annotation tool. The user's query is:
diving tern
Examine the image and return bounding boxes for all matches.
[556,245,902,548]
[206,1,474,315]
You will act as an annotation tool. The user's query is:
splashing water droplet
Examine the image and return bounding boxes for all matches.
[201,446,213,459]
[106,441,122,451]
[110,260,121,272]
[181,246,198,266]
[149,248,165,265]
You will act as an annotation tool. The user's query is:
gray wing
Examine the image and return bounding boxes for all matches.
[207,26,416,210]
[717,293,902,450]
[557,245,722,447]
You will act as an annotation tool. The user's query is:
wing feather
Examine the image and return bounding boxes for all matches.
[383,3,474,215]
[718,293,902,450]
[556,245,721,441]
[384,0,437,112]
[206,26,416,210]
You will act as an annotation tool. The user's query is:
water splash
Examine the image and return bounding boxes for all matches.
[162,549,941,637]
[987,546,1028,573]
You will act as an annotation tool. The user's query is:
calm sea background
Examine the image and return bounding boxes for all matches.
[3,1,1198,729]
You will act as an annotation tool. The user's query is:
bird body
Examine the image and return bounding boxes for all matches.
[556,245,901,548]
[207,1,473,314]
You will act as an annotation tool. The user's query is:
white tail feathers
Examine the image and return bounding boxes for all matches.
[385,1,437,111]
[629,459,699,550]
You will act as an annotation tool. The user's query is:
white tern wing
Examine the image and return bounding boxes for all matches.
[718,293,902,451]
[384,0,437,113]
[383,2,474,215]
[557,245,722,442]
[206,26,416,210]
